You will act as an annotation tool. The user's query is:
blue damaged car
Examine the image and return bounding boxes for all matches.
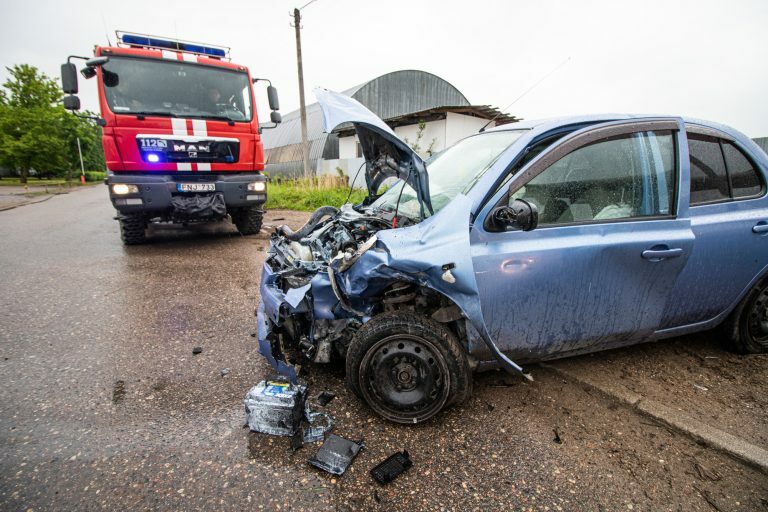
[257,88,768,424]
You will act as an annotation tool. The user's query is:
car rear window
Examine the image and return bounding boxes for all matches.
[688,134,729,204]
[722,141,762,198]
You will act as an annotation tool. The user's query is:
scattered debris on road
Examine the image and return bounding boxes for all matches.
[370,450,413,485]
[220,368,231,377]
[693,383,709,391]
[244,377,333,448]
[553,428,563,444]
[317,391,336,406]
[308,434,364,476]
[111,380,126,404]
[192,346,203,355]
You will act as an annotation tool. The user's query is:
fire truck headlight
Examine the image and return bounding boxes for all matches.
[247,181,266,192]
[112,184,139,195]
[147,153,160,163]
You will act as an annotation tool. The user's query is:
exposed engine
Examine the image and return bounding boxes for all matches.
[268,204,392,271]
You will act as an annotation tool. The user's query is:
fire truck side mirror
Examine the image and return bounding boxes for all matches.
[63,95,81,111]
[270,111,282,124]
[61,63,79,94]
[267,86,280,111]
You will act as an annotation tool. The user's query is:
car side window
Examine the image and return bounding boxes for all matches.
[511,131,675,225]
[688,133,729,204]
[722,141,763,198]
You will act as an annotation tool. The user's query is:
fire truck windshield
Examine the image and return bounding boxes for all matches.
[101,56,252,122]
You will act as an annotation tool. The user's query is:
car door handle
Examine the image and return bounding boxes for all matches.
[753,221,768,234]
[642,248,683,260]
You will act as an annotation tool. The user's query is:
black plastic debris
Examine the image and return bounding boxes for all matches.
[370,450,413,485]
[317,391,336,406]
[290,429,304,452]
[192,346,203,355]
[308,434,364,475]
[553,428,563,444]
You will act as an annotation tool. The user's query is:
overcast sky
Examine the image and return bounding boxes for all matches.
[1,0,767,136]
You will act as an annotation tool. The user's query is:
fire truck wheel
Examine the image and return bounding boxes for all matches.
[119,214,147,245]
[234,207,263,236]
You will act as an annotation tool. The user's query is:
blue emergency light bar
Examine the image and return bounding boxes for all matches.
[116,31,229,59]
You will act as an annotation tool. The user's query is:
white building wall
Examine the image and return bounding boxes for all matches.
[445,112,495,147]
[338,136,359,159]
[394,119,446,158]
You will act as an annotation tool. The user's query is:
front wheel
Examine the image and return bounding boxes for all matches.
[724,277,768,353]
[233,207,263,236]
[345,312,472,424]
[119,214,147,245]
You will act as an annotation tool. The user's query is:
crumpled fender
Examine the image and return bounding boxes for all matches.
[334,194,530,379]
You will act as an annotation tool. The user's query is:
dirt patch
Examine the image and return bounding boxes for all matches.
[549,332,768,449]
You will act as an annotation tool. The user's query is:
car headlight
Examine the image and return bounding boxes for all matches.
[112,184,139,195]
[247,181,266,192]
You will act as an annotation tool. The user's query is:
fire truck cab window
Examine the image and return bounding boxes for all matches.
[102,56,252,122]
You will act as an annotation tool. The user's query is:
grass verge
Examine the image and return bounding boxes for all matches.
[266,176,366,211]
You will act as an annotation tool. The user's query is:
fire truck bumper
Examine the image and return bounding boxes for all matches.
[106,173,267,217]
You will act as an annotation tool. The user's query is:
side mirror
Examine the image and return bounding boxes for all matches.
[270,111,282,124]
[63,95,81,111]
[489,198,538,232]
[61,63,78,94]
[267,85,279,111]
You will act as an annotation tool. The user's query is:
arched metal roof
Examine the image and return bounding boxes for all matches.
[262,70,471,177]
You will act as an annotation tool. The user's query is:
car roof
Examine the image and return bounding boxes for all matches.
[486,114,746,140]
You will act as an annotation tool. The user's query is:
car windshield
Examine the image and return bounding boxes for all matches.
[101,56,252,122]
[370,130,527,219]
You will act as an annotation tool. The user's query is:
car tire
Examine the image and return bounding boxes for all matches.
[345,311,472,424]
[234,207,263,236]
[724,276,768,354]
[119,214,147,245]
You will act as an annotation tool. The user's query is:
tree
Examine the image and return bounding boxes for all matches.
[0,64,103,183]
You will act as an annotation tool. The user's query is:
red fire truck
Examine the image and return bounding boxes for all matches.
[61,32,281,244]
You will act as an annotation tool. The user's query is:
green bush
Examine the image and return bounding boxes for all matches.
[84,171,107,182]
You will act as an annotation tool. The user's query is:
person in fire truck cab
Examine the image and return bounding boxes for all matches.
[202,86,223,114]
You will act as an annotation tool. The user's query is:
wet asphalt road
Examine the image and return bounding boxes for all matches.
[1,186,766,511]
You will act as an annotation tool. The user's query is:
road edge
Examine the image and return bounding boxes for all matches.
[540,363,768,474]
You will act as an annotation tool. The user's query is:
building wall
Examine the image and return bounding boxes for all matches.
[394,119,447,158]
[445,112,494,146]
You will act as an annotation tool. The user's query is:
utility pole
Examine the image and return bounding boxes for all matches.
[292,7,311,180]
[76,137,86,184]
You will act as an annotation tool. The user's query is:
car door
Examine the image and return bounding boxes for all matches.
[470,119,694,361]
[659,127,768,330]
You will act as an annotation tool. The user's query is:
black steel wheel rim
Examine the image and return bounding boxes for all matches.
[747,286,768,343]
[358,334,450,423]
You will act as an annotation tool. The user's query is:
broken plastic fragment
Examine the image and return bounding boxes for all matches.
[308,434,364,475]
[370,450,413,485]
[317,391,336,406]
[303,404,333,444]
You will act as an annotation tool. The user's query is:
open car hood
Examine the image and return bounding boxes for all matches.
[314,88,433,215]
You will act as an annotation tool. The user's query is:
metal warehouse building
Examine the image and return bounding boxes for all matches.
[261,69,517,178]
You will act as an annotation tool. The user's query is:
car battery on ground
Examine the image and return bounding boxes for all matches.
[244,377,306,436]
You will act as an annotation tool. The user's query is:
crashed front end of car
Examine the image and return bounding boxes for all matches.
[256,89,528,422]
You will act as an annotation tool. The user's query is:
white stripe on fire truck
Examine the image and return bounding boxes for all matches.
[171,118,192,171]
[191,120,211,171]
[161,50,177,60]
[181,53,197,62]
